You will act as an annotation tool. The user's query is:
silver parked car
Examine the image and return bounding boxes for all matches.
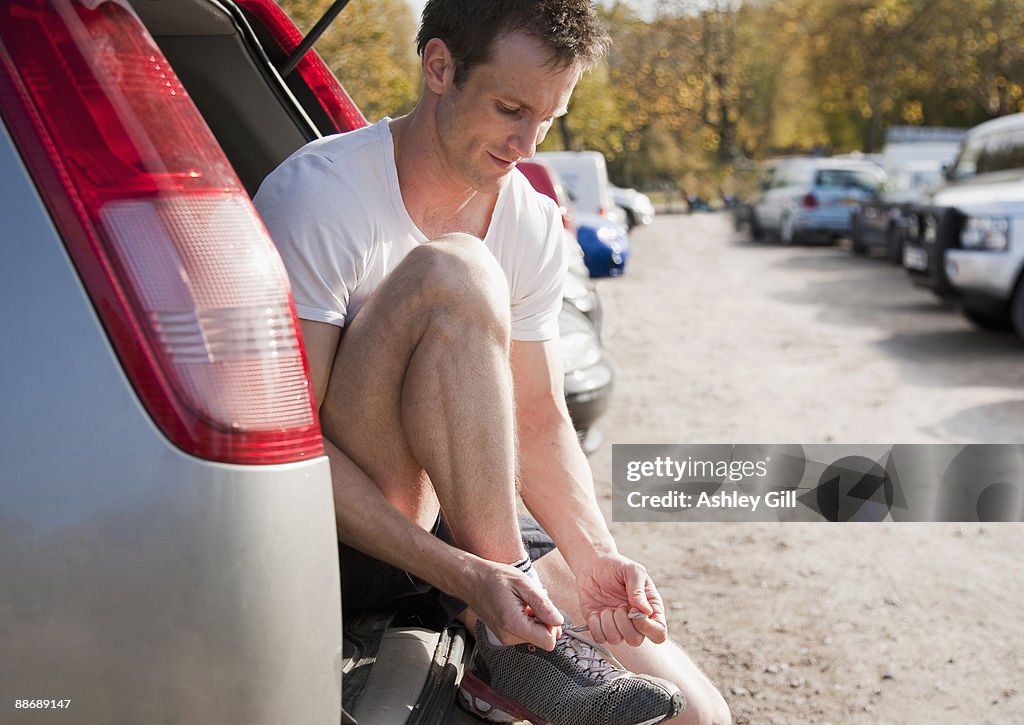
[610,183,656,228]
[0,1,342,722]
[750,157,886,245]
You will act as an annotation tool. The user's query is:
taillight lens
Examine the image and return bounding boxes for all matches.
[802,193,818,209]
[235,0,366,133]
[0,0,323,464]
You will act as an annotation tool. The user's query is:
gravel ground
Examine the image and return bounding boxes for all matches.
[587,212,1024,724]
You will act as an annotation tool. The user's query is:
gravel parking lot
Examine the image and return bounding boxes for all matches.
[587,212,1024,724]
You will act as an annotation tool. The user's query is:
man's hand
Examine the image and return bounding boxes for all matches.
[575,553,668,647]
[462,559,565,651]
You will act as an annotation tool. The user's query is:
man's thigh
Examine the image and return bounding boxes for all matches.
[319,254,438,499]
[317,237,507,519]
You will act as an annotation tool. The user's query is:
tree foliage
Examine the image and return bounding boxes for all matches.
[280,0,420,122]
[285,0,1024,191]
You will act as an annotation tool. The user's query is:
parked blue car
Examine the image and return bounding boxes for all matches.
[575,212,631,277]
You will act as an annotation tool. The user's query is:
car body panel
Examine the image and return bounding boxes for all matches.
[1,68,341,725]
[610,184,655,227]
[574,212,631,277]
[535,150,624,224]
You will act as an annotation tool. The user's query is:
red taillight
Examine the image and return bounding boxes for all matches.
[802,193,818,209]
[0,0,323,464]
[235,0,366,133]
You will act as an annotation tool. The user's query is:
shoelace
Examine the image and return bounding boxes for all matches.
[558,624,628,681]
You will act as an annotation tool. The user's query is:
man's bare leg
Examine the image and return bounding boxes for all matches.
[533,552,733,725]
[320,233,521,557]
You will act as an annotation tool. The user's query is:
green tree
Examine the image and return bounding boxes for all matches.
[280,0,420,121]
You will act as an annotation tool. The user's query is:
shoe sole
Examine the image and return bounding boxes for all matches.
[459,671,542,724]
[457,671,678,725]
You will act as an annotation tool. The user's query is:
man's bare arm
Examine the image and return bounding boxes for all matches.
[510,338,616,568]
[512,338,668,645]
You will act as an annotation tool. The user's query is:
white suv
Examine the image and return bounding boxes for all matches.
[938,113,1024,336]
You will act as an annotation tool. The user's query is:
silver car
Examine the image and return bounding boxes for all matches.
[0,1,342,723]
[610,184,656,228]
[750,157,886,245]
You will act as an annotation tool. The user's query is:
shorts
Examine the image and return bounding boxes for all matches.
[340,513,556,630]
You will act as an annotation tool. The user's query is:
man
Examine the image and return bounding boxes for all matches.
[255,1,730,723]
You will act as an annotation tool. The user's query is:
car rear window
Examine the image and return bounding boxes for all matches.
[814,168,881,192]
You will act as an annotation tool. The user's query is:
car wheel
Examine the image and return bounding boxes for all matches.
[887,226,904,265]
[1011,278,1024,339]
[850,215,866,255]
[963,305,1013,332]
[749,209,764,241]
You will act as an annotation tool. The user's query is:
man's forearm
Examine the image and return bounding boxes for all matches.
[517,413,618,573]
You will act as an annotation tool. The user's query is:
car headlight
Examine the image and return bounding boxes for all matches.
[923,215,938,245]
[960,216,1011,251]
[906,214,921,241]
[595,225,621,244]
[558,305,603,370]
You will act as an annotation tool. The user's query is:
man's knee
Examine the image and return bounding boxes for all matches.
[402,233,511,338]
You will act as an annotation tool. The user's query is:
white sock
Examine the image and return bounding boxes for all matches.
[483,554,546,647]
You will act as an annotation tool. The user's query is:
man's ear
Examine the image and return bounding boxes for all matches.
[422,37,455,94]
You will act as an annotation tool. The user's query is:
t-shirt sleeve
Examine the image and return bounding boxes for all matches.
[254,154,369,328]
[510,201,567,342]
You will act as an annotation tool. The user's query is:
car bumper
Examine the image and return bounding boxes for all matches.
[795,207,856,236]
[945,249,1022,301]
[903,240,946,292]
[902,207,962,296]
[633,209,655,226]
[565,357,614,437]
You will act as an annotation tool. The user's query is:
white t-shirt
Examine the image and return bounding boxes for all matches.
[254,119,566,341]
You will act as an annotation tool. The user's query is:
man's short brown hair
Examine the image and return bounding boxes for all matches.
[416,0,610,86]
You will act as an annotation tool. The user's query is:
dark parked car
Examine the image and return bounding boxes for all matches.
[0,0,611,722]
[851,160,944,262]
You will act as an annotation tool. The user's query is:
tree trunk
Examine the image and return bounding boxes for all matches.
[558,115,575,151]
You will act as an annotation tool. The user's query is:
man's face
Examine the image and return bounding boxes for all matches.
[434,33,582,194]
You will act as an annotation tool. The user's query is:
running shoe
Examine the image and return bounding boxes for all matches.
[458,620,685,725]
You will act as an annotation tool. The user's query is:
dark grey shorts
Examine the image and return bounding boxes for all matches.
[340,514,556,629]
